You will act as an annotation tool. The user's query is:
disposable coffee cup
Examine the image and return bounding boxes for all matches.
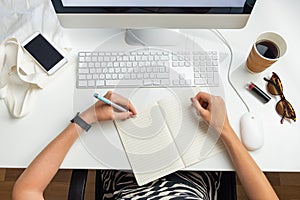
[246,32,287,73]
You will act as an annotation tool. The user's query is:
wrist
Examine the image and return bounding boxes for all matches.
[70,112,93,132]
[79,111,96,125]
[220,124,236,141]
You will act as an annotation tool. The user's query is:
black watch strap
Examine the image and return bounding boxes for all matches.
[71,112,92,132]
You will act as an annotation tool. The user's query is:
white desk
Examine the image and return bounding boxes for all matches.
[1,0,300,172]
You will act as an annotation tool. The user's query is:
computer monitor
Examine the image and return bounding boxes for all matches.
[51,0,256,29]
[51,0,256,45]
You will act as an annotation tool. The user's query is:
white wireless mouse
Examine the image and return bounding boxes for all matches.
[240,112,264,151]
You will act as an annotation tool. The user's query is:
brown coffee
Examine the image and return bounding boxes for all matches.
[255,40,279,59]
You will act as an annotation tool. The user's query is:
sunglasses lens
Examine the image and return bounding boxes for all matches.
[267,82,281,95]
[276,100,296,120]
[270,74,283,94]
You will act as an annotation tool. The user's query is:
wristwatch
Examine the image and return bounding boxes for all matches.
[71,112,92,132]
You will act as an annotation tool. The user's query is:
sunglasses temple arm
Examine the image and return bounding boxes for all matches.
[264,77,283,95]
[264,77,275,85]
[280,114,285,124]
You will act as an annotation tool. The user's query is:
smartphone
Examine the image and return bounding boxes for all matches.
[22,32,68,75]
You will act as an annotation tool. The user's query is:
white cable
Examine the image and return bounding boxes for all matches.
[210,29,250,112]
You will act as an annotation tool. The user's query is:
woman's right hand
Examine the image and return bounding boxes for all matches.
[191,92,231,135]
[80,91,137,124]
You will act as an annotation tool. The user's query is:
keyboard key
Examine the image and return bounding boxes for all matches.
[112,74,118,80]
[78,68,89,74]
[121,68,126,73]
[89,68,96,73]
[200,73,206,78]
[78,80,87,87]
[106,80,143,86]
[106,74,112,79]
[86,74,92,80]
[78,75,86,80]
[79,63,87,68]
[186,79,192,85]
[143,80,152,86]
[99,74,105,79]
[118,74,124,79]
[124,74,130,79]
[98,56,104,62]
[79,57,85,62]
[157,73,169,79]
[214,72,219,85]
[88,80,95,87]
[207,67,213,72]
[96,68,102,73]
[173,80,179,85]
[88,63,94,68]
[131,74,136,79]
[107,62,113,67]
[153,80,161,85]
[195,78,206,85]
[114,62,119,67]
[207,78,213,85]
[161,79,170,85]
[159,67,166,72]
[207,72,213,78]
[180,80,186,85]
[195,73,200,78]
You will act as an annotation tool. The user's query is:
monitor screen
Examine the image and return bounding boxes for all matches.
[61,0,245,8]
[51,0,256,29]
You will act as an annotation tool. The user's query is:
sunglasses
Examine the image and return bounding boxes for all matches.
[264,72,296,124]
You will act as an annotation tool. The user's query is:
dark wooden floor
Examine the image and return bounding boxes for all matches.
[1,169,300,200]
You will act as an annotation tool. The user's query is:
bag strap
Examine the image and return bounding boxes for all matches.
[0,37,46,118]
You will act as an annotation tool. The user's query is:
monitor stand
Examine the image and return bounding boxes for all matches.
[125,29,180,46]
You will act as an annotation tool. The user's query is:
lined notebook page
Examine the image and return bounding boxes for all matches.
[115,103,184,186]
[158,95,225,167]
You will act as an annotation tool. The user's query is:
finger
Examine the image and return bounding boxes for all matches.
[104,90,113,99]
[126,101,137,115]
[194,91,212,101]
[112,111,133,120]
[195,92,211,109]
[191,97,207,117]
[110,92,137,115]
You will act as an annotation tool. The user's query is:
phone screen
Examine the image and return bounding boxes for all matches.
[23,34,64,71]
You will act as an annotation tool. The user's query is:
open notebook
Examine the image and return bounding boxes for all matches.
[114,94,225,186]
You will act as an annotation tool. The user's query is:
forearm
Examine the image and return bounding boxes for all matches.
[13,122,84,199]
[12,91,135,200]
[221,126,278,200]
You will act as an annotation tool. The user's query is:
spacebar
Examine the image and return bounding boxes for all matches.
[106,80,143,86]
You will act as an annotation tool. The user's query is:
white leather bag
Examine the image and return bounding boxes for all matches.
[0,37,48,118]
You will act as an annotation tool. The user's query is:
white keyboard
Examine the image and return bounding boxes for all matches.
[77,49,220,88]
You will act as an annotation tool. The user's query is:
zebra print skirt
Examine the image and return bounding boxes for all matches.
[100,170,222,200]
